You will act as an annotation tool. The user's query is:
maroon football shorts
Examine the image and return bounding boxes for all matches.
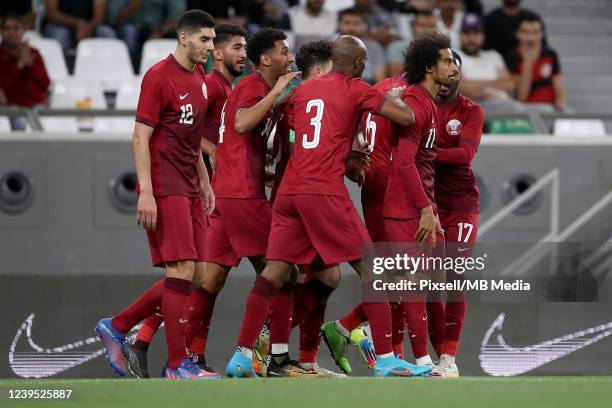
[146,195,207,267]
[205,198,272,267]
[266,194,372,266]
[439,212,479,257]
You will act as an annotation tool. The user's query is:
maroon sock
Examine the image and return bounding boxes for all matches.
[292,279,335,328]
[338,304,367,332]
[403,291,429,359]
[426,300,445,358]
[133,313,164,350]
[185,288,216,355]
[270,282,294,346]
[112,279,165,333]
[299,301,327,363]
[390,301,406,358]
[442,301,466,357]
[362,302,393,356]
[237,276,278,348]
[163,277,192,370]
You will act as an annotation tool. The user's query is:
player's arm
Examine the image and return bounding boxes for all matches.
[234,71,301,134]
[201,138,217,170]
[396,136,437,244]
[378,95,414,127]
[132,122,157,230]
[435,106,484,165]
[196,153,215,215]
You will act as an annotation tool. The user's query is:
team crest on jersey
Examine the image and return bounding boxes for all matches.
[540,63,552,78]
[201,83,208,99]
[446,119,462,136]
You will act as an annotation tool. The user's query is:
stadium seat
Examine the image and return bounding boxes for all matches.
[50,78,107,109]
[0,117,11,132]
[553,119,607,137]
[140,39,176,74]
[40,117,79,133]
[27,37,69,82]
[74,38,134,91]
[115,77,143,109]
[92,77,141,134]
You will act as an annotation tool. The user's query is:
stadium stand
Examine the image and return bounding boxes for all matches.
[139,38,176,75]
[26,36,69,82]
[74,38,134,91]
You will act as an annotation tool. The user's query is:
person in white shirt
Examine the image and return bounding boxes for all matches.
[456,13,523,112]
[435,0,463,48]
[289,0,337,37]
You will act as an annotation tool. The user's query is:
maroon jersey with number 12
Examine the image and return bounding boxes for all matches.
[135,54,209,197]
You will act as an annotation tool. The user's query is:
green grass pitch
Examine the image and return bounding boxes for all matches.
[1,377,612,408]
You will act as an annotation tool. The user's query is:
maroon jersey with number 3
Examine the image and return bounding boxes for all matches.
[135,54,209,197]
[435,94,484,214]
[212,72,276,199]
[383,84,438,219]
[278,71,385,198]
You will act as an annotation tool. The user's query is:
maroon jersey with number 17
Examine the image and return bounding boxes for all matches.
[278,71,385,198]
[435,94,484,214]
[135,54,209,198]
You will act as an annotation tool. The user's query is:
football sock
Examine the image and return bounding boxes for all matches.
[291,279,335,328]
[338,304,367,333]
[390,301,406,358]
[442,301,466,357]
[403,291,429,361]
[237,276,277,349]
[185,287,217,355]
[426,300,445,358]
[270,282,294,347]
[362,301,393,355]
[162,277,192,370]
[133,313,164,350]
[112,279,165,333]
[299,301,327,364]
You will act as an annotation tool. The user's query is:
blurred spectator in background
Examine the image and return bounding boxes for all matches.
[456,13,521,112]
[336,7,385,83]
[484,0,539,56]
[188,0,248,28]
[43,0,116,53]
[249,0,292,31]
[0,1,38,31]
[394,0,434,40]
[386,10,436,76]
[435,0,463,48]
[462,0,483,15]
[289,0,337,37]
[106,0,185,62]
[505,14,566,111]
[353,0,398,47]
[0,14,50,129]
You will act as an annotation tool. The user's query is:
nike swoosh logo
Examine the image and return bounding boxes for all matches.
[385,333,392,338]
[457,247,471,252]
[479,313,612,376]
[9,313,144,378]
[180,93,189,100]
[179,319,188,324]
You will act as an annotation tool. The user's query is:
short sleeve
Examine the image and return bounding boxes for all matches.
[551,50,561,75]
[459,104,484,149]
[236,78,268,111]
[350,78,385,115]
[135,71,166,128]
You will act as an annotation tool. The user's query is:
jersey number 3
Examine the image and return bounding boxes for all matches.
[302,99,324,149]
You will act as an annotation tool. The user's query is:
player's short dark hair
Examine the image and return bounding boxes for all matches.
[452,49,462,68]
[176,10,215,36]
[338,8,364,22]
[403,32,452,85]
[246,27,287,66]
[214,24,247,48]
[295,40,332,76]
[1,13,22,29]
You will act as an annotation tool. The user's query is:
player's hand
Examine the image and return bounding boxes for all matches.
[136,191,157,231]
[201,181,215,216]
[388,86,407,107]
[416,206,437,245]
[345,167,365,186]
[272,71,302,96]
